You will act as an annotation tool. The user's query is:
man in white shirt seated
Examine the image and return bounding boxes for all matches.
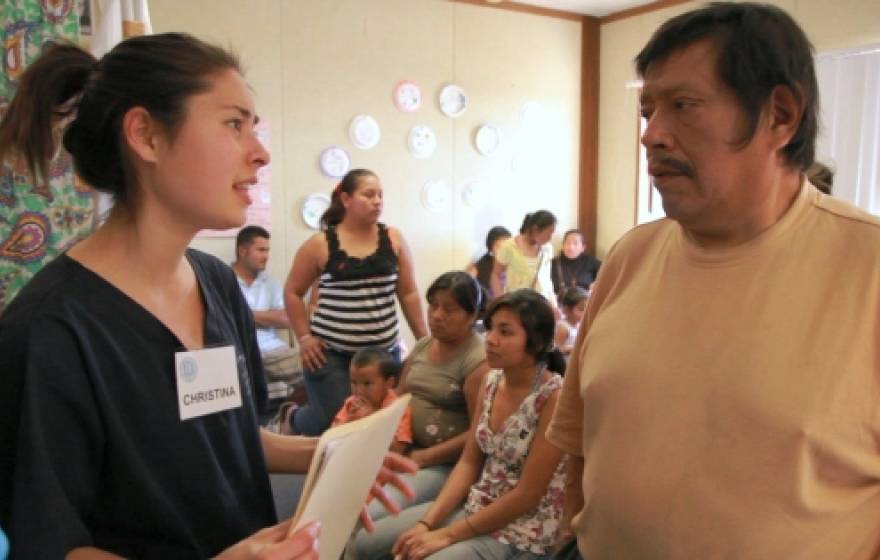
[232,226,303,422]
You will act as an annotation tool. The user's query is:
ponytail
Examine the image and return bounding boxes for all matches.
[0,33,241,206]
[0,42,94,186]
[519,213,535,234]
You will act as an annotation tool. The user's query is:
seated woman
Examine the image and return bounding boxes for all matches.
[366,271,489,521]
[350,289,567,560]
[550,228,601,296]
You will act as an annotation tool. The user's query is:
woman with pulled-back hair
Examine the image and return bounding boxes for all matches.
[0,35,414,559]
[490,210,557,307]
[281,168,427,436]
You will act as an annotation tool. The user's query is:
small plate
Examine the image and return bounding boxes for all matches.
[301,193,331,230]
[461,178,490,208]
[439,84,468,118]
[318,145,351,178]
[474,123,501,156]
[408,125,437,159]
[349,114,381,150]
[421,179,451,212]
[393,80,422,113]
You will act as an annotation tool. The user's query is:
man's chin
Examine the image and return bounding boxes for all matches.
[658,197,699,225]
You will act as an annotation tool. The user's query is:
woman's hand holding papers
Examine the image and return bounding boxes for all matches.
[215,520,320,559]
[359,452,418,532]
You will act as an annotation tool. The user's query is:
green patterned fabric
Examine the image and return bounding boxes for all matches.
[1,0,93,313]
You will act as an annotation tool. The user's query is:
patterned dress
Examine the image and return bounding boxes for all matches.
[464,370,567,555]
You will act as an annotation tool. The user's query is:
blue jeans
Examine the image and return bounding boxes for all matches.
[366,464,452,522]
[347,501,547,560]
[291,345,400,436]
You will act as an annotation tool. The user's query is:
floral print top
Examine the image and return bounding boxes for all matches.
[464,369,566,554]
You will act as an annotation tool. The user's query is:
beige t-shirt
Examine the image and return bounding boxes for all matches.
[547,181,880,560]
[496,237,555,303]
[406,332,486,449]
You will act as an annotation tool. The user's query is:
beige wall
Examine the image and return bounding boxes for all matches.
[596,0,880,256]
[149,0,582,346]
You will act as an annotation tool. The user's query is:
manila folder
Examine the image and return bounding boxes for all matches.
[288,393,411,558]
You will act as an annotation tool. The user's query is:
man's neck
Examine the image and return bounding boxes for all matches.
[232,261,258,285]
[685,170,802,250]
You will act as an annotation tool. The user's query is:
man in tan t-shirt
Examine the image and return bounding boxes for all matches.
[547,3,880,560]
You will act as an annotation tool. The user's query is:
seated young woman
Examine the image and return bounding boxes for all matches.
[349,289,567,559]
[366,271,489,521]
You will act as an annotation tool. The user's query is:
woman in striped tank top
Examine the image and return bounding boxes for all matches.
[281,169,427,435]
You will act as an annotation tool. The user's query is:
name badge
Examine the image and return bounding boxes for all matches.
[175,345,242,420]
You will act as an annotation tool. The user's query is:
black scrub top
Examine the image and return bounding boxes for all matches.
[0,249,274,558]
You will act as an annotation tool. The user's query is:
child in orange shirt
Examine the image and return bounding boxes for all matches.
[332,346,412,454]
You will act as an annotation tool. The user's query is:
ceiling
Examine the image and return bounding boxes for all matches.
[498,0,657,17]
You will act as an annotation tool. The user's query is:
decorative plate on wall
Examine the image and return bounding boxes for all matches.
[439,84,468,118]
[461,177,490,208]
[407,125,437,159]
[301,193,331,230]
[318,145,351,178]
[421,179,451,212]
[393,80,422,113]
[474,123,502,156]
[349,114,381,150]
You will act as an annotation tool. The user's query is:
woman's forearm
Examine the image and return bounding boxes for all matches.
[260,429,318,473]
[420,456,482,528]
[399,290,427,340]
[283,291,311,340]
[442,479,545,545]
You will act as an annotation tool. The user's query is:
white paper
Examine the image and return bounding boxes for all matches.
[290,394,411,559]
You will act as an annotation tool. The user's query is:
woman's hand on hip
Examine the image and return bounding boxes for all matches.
[299,336,327,371]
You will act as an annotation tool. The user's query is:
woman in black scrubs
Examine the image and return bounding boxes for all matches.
[0,34,413,559]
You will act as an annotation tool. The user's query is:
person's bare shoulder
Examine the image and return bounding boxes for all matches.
[385,225,406,253]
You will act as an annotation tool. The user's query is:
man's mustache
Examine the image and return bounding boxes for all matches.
[649,156,696,178]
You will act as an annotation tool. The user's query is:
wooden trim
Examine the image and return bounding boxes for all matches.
[601,0,694,24]
[633,112,643,226]
[450,0,584,22]
[579,16,600,254]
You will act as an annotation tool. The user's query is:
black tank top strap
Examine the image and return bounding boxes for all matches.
[377,223,394,255]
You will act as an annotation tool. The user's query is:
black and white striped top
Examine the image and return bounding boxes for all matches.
[310,223,399,352]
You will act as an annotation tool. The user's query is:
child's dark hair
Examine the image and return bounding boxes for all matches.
[351,346,401,383]
[559,286,589,309]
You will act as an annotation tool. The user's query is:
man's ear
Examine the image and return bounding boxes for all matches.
[121,106,162,164]
[767,84,805,149]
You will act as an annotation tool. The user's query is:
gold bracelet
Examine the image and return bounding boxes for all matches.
[416,519,433,531]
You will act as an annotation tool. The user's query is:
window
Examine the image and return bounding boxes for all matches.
[815,46,880,215]
[635,115,666,225]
